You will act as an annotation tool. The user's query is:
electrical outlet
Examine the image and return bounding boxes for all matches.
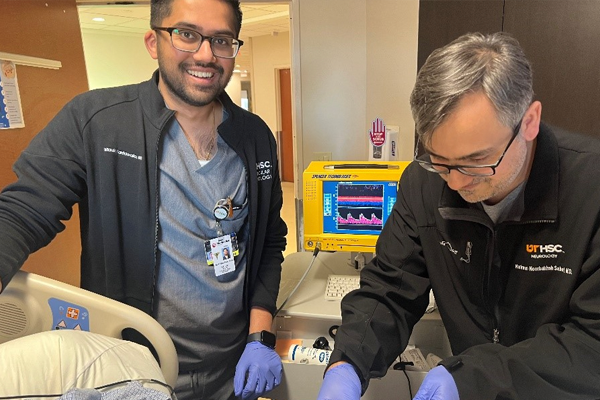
[313,152,332,161]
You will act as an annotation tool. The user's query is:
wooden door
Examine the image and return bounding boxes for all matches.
[417,0,600,139]
[417,0,504,70]
[0,0,88,286]
[504,0,600,137]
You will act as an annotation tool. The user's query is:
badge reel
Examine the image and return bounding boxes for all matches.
[204,198,241,275]
[213,197,233,236]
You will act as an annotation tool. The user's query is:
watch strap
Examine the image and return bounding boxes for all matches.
[247,330,276,349]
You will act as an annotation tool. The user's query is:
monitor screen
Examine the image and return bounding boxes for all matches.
[322,181,397,235]
[303,161,410,253]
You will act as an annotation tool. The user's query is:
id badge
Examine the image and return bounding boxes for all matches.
[204,233,240,266]
[204,234,237,276]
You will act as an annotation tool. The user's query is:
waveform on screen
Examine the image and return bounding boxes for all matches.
[337,195,383,207]
[333,183,386,231]
[338,184,384,208]
[336,207,383,231]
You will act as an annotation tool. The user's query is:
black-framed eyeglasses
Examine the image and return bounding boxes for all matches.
[415,118,523,177]
[153,26,244,59]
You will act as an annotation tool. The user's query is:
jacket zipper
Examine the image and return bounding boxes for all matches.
[485,227,500,344]
[150,111,176,314]
[490,218,555,343]
[493,290,500,344]
[488,219,554,343]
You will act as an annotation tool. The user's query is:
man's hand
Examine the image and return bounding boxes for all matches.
[317,362,361,400]
[413,365,459,400]
[234,341,282,400]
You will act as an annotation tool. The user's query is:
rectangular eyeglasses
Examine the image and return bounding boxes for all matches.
[415,118,523,177]
[153,26,244,59]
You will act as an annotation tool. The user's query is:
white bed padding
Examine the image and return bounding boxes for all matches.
[0,270,178,391]
[0,330,172,398]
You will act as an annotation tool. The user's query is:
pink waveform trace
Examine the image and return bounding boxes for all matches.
[337,213,383,226]
[337,196,383,203]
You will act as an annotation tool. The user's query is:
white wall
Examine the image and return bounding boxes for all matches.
[292,0,419,189]
[227,72,242,105]
[251,31,291,135]
[81,30,157,89]
[366,0,419,162]
[295,0,368,166]
[81,29,243,103]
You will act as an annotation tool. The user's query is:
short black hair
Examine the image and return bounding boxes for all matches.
[150,0,243,37]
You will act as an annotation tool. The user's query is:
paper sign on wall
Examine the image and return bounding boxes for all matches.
[0,60,25,129]
[368,117,400,161]
[369,117,386,160]
[369,117,386,147]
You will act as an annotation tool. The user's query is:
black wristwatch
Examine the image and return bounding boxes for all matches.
[247,330,276,349]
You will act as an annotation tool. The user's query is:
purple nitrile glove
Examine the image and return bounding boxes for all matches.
[234,341,282,400]
[317,363,361,400]
[413,365,459,400]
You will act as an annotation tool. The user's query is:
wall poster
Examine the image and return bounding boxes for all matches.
[0,60,25,129]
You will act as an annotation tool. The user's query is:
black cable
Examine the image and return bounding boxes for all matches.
[402,369,413,399]
[393,361,414,399]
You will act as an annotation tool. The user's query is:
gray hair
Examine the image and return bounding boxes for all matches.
[410,32,533,146]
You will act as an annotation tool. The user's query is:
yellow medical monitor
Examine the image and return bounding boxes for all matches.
[303,161,410,253]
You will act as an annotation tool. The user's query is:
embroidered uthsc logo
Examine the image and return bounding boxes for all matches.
[439,241,472,264]
[256,160,272,182]
[526,243,565,259]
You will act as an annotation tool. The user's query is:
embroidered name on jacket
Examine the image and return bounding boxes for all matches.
[256,160,272,182]
[514,264,573,275]
[104,147,143,161]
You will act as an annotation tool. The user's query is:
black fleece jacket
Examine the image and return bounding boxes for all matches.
[0,71,287,318]
[330,123,600,399]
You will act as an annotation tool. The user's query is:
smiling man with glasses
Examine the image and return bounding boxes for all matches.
[318,32,600,400]
[0,1,286,400]
[143,1,283,399]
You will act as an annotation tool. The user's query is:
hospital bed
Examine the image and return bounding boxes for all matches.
[0,270,178,399]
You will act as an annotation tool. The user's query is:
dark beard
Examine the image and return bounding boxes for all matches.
[160,62,228,107]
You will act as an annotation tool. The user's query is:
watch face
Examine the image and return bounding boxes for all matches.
[262,330,276,347]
